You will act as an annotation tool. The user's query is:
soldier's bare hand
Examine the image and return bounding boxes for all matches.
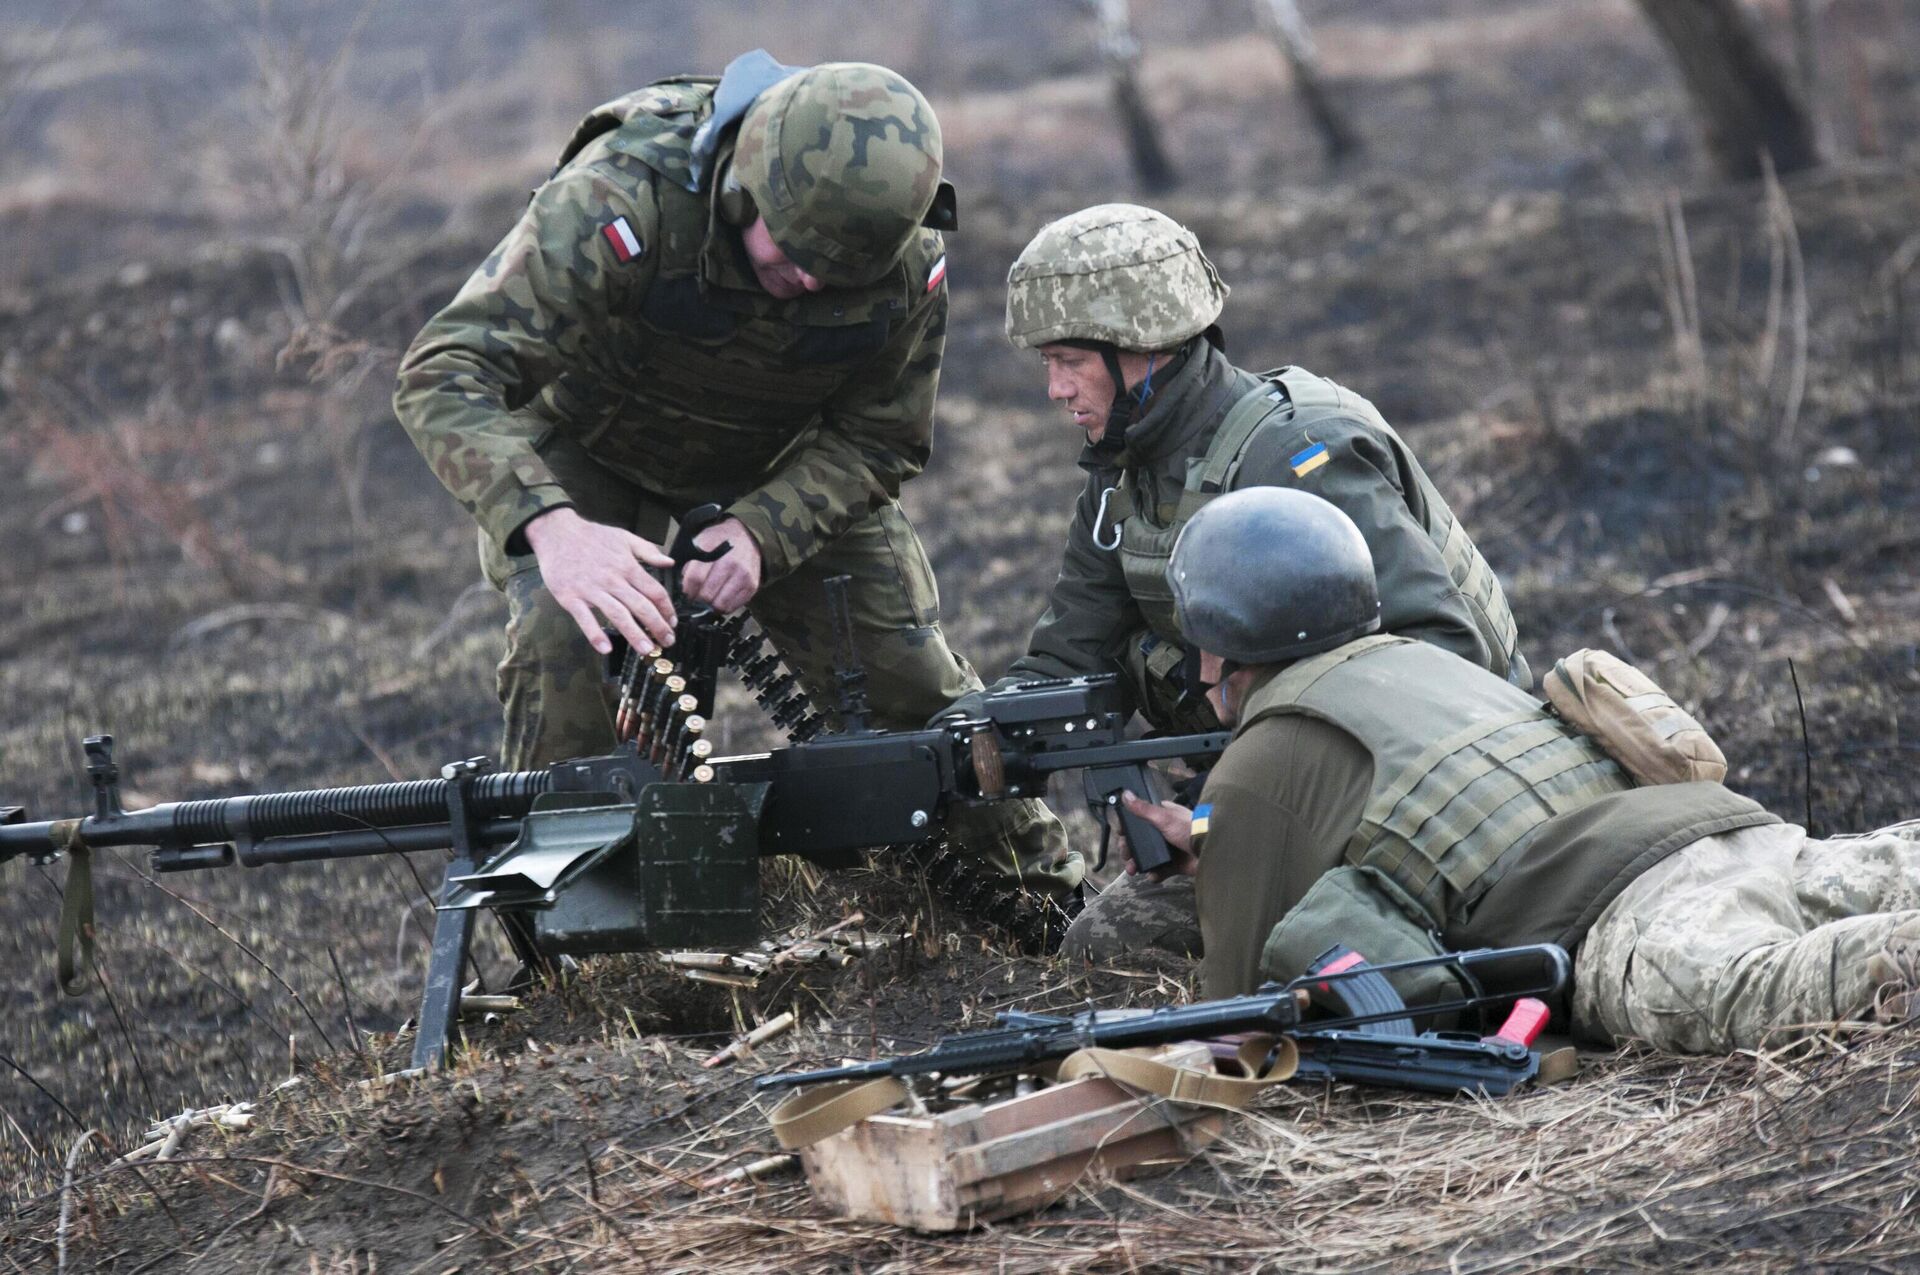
[679,517,763,614]
[1113,790,1198,879]
[522,507,677,657]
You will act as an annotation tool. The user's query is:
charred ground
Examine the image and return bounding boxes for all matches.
[2,0,1919,1270]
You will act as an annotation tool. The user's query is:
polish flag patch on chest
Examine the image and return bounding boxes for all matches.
[602,216,644,263]
[926,254,947,292]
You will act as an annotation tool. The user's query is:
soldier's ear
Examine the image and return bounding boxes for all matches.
[921,180,958,232]
[718,170,757,227]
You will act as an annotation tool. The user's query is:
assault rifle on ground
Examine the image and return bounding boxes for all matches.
[2,563,1224,1070]
[756,943,1572,1098]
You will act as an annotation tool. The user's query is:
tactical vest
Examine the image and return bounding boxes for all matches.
[1109,367,1528,685]
[1239,636,1633,927]
[529,82,925,497]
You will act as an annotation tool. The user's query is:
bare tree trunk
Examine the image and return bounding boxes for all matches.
[1088,0,1179,192]
[1635,0,1821,180]
[1790,0,1822,100]
[1252,0,1361,162]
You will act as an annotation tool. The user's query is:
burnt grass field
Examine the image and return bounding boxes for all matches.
[3,1,1919,1270]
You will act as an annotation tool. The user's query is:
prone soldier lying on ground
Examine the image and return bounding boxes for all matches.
[392,50,1081,900]
[1098,486,1920,1053]
[937,203,1530,958]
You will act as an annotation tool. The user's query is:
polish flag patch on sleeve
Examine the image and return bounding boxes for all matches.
[601,216,644,263]
[926,254,947,293]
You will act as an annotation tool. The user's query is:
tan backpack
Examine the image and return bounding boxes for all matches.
[1543,649,1728,786]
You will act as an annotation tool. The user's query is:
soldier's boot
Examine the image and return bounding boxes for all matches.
[1866,918,1920,1024]
[1060,871,1203,962]
[942,799,1083,897]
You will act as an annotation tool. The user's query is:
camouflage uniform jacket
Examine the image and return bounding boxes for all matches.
[1194,641,1776,998]
[393,77,949,580]
[1004,339,1526,726]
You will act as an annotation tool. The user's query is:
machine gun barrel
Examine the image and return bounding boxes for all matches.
[0,771,550,860]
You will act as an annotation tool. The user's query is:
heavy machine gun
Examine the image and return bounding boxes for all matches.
[2,566,1224,1070]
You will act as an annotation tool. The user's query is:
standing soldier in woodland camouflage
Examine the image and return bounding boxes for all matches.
[953,203,1529,959]
[394,51,1080,898]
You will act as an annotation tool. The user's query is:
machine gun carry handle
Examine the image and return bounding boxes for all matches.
[667,502,732,577]
[610,503,736,724]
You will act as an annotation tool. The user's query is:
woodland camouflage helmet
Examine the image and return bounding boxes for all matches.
[1005,203,1228,350]
[732,62,947,289]
[1168,488,1382,665]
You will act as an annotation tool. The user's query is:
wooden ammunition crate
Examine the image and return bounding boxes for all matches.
[798,1042,1224,1231]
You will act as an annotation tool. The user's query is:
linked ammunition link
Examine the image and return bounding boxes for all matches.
[715,614,1077,954]
[722,620,824,742]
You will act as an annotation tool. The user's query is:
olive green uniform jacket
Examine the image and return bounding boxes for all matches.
[392,76,949,581]
[1195,637,1777,1000]
[1003,340,1528,730]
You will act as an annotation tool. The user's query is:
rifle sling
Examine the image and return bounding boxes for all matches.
[769,1075,911,1150]
[766,1037,1299,1150]
[1054,1035,1300,1109]
[53,823,93,997]
[1536,1045,1580,1085]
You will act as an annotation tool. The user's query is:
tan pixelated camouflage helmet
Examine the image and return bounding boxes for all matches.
[733,62,952,289]
[1006,204,1228,351]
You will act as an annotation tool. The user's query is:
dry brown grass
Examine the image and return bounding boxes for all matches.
[12,978,1920,1273]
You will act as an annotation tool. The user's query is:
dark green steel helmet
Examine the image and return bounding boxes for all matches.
[732,62,947,289]
[1168,488,1381,664]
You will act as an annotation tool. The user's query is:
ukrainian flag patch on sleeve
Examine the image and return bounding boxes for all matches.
[1289,440,1330,478]
[1190,802,1212,843]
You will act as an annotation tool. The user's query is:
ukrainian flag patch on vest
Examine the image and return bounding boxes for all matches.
[1289,440,1329,478]
[1190,803,1212,844]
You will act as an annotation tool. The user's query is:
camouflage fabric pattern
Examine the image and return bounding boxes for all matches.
[1574,820,1920,1052]
[1005,204,1227,351]
[734,63,943,289]
[1060,870,1203,961]
[394,78,948,582]
[480,430,1083,896]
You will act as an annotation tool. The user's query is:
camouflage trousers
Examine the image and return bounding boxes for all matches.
[480,431,1082,896]
[1573,819,1920,1053]
[1060,870,1203,961]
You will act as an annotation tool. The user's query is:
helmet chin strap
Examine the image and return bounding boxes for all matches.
[1097,346,1134,444]
[1067,340,1158,457]
[1175,645,1237,717]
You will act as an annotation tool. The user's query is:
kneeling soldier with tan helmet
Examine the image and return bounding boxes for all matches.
[945,203,1528,956]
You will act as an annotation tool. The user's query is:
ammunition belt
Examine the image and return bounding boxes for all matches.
[716,616,1079,954]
